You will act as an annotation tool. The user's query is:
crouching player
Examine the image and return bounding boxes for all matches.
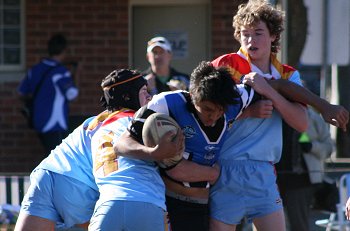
[15,69,180,231]
[89,73,185,230]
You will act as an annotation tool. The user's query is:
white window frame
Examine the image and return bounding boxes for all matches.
[0,0,25,73]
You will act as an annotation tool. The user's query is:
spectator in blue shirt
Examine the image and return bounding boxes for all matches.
[18,33,79,156]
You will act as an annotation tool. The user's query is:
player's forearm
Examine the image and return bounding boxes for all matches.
[261,85,308,132]
[269,79,330,112]
[114,131,155,161]
[269,79,349,131]
[166,159,219,183]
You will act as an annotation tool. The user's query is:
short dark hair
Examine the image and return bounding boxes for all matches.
[47,33,67,56]
[190,61,240,110]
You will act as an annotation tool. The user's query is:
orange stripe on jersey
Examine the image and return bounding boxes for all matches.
[212,47,297,83]
[270,55,295,79]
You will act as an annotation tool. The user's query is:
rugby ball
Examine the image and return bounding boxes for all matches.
[142,113,183,168]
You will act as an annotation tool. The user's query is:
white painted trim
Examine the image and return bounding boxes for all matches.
[130,0,209,5]
[0,0,25,72]
[0,175,30,206]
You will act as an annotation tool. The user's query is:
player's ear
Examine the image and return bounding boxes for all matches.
[270,34,276,43]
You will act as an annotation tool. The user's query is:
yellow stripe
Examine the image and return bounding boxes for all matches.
[87,108,131,130]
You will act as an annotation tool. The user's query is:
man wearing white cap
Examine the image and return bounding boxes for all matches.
[144,36,190,95]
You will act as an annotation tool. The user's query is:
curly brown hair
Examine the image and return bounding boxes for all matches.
[232,0,285,53]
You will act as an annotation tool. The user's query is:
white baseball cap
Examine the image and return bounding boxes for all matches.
[147,36,172,53]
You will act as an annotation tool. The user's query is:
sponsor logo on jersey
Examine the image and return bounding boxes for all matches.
[204,145,219,161]
[183,126,196,138]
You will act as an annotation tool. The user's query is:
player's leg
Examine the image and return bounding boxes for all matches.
[14,213,55,231]
[14,169,59,231]
[209,218,237,231]
[252,209,286,231]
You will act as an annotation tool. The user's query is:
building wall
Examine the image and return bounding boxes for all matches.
[0,0,243,172]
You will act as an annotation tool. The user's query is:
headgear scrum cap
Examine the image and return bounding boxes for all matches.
[100,69,147,111]
[147,36,172,53]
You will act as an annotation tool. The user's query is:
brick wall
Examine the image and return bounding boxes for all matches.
[211,0,245,58]
[0,0,246,172]
[0,0,129,172]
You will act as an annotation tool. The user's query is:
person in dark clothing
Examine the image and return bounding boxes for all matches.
[18,33,79,156]
[143,36,189,95]
[276,122,313,231]
[276,107,334,231]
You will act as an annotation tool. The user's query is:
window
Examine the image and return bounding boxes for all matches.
[0,0,23,71]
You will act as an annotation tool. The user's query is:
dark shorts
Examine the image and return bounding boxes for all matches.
[166,195,209,231]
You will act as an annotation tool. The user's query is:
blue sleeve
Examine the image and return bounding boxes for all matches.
[288,70,303,86]
[17,70,33,95]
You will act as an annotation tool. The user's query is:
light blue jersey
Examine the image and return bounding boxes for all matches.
[220,68,302,164]
[20,112,112,227]
[210,51,304,224]
[92,113,166,210]
[214,51,303,163]
[37,116,101,190]
[90,111,169,231]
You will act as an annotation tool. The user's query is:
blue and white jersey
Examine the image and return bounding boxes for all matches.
[18,58,78,132]
[129,88,256,187]
[37,115,103,191]
[92,111,166,210]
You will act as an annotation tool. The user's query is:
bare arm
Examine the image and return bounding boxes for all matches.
[115,130,220,184]
[238,99,274,120]
[268,79,349,131]
[243,73,308,132]
[114,130,184,161]
[166,160,220,185]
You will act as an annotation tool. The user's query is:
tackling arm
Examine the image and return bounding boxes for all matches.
[242,73,308,132]
[269,79,349,131]
[165,160,220,185]
[114,130,184,161]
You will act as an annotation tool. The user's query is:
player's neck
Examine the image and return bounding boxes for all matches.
[251,58,271,74]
